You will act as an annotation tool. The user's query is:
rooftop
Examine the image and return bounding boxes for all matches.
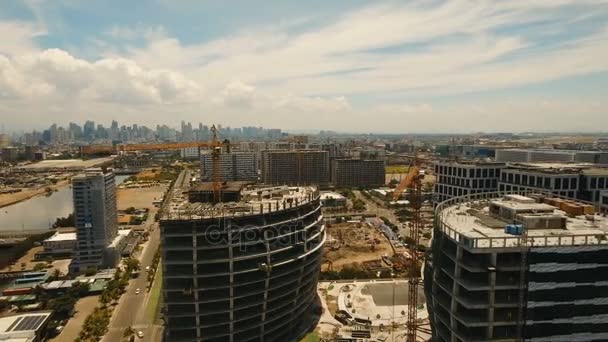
[507,162,608,175]
[163,184,319,220]
[438,194,608,249]
[44,232,76,242]
[0,311,52,342]
[14,157,114,171]
[500,148,608,154]
[190,181,251,193]
[435,160,506,167]
[320,192,346,200]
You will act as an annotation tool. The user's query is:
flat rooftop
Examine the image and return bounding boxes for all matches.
[439,195,608,249]
[0,311,52,341]
[14,157,115,171]
[320,192,346,200]
[435,160,506,167]
[44,232,76,242]
[163,184,319,220]
[507,162,608,175]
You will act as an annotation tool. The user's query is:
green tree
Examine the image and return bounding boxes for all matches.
[68,282,90,298]
[124,257,140,272]
[84,267,97,276]
[123,326,135,341]
[33,263,47,271]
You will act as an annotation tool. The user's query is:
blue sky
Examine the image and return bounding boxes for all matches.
[0,0,607,133]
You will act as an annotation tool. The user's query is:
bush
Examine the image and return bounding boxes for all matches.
[33,263,47,271]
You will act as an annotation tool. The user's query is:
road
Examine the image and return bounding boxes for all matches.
[353,190,401,228]
[103,222,162,342]
[103,169,189,342]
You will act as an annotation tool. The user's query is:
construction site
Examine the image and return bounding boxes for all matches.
[79,129,432,342]
[322,221,393,273]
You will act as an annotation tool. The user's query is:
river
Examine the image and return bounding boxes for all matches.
[0,175,128,232]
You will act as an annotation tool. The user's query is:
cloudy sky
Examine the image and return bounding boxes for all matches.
[1,0,607,133]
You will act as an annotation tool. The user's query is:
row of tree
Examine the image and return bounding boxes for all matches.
[75,258,140,342]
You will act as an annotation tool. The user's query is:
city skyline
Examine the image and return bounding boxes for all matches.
[1,1,607,132]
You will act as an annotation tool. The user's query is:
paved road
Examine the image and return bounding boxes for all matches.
[103,169,189,342]
[103,223,162,342]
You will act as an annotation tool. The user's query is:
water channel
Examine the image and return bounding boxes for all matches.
[0,175,128,232]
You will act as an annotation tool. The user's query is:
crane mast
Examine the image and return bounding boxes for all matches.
[392,155,423,342]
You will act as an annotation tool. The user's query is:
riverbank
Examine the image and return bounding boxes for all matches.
[0,179,71,209]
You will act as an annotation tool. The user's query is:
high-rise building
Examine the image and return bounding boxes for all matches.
[83,120,96,140]
[433,161,506,205]
[200,151,257,182]
[434,161,608,207]
[495,149,608,164]
[498,163,608,204]
[261,150,329,186]
[160,184,324,342]
[426,193,608,341]
[0,133,11,148]
[69,169,118,273]
[332,159,385,188]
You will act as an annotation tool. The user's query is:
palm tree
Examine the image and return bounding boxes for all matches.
[123,326,135,341]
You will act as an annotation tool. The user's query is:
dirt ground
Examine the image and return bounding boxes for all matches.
[134,169,161,180]
[50,296,100,342]
[0,180,70,208]
[0,246,44,272]
[386,173,435,188]
[323,222,393,271]
[117,185,166,211]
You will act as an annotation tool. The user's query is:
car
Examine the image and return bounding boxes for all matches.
[145,266,150,272]
[137,331,144,338]
[135,288,140,295]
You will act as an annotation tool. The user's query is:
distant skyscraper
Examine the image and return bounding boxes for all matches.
[69,169,118,273]
[83,120,96,140]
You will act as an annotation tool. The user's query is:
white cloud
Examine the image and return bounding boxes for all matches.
[0,49,202,104]
[0,21,42,56]
[1,0,608,132]
[119,0,608,100]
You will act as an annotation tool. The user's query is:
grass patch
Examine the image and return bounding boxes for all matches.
[386,165,409,174]
[146,261,163,322]
[300,332,320,342]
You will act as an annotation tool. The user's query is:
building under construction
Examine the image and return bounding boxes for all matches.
[425,192,608,341]
[160,183,325,342]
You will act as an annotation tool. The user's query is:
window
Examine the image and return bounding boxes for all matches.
[555,178,562,190]
[599,177,606,189]
[591,177,597,189]
[544,177,551,189]
[483,169,488,177]
[515,174,521,184]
